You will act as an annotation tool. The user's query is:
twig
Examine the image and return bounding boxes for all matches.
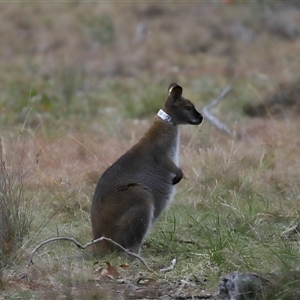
[281,224,300,238]
[0,136,4,162]
[201,85,233,136]
[159,258,177,273]
[26,236,151,271]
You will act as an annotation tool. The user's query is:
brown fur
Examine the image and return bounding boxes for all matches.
[91,83,203,254]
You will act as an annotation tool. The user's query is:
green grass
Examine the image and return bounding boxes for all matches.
[0,157,34,290]
[1,111,300,297]
[1,2,300,298]
[3,103,298,297]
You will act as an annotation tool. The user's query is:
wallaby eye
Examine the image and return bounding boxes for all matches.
[184,106,192,111]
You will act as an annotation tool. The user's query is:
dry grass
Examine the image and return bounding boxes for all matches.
[1,2,300,299]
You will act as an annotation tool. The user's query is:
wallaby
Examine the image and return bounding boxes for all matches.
[91,83,203,254]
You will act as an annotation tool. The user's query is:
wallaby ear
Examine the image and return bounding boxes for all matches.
[168,83,182,100]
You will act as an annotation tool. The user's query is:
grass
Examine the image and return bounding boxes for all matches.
[0,157,33,284]
[1,2,300,299]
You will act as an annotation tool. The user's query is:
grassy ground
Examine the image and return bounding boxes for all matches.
[1,2,300,299]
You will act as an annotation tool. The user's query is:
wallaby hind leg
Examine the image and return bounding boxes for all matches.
[91,184,154,255]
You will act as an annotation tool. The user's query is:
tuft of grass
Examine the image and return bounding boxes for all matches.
[0,157,33,283]
[59,65,82,108]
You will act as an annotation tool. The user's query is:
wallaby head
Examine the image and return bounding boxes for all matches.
[91,83,202,256]
[162,83,203,126]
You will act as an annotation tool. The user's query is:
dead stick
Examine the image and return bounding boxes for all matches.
[201,85,233,136]
[26,236,151,271]
[159,258,177,273]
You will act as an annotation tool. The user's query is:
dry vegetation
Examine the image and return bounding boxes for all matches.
[1,2,300,299]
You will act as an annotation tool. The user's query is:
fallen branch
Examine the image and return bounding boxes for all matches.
[159,258,177,273]
[26,236,151,271]
[281,224,300,238]
[201,85,233,137]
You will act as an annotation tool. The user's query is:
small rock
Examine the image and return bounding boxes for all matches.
[217,272,268,300]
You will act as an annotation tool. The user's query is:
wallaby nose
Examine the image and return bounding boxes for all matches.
[194,112,203,125]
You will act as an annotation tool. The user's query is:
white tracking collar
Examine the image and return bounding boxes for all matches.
[157,109,173,123]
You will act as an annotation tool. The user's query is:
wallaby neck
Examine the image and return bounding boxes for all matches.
[137,110,178,149]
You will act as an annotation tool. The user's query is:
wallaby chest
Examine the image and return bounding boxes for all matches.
[169,131,180,166]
